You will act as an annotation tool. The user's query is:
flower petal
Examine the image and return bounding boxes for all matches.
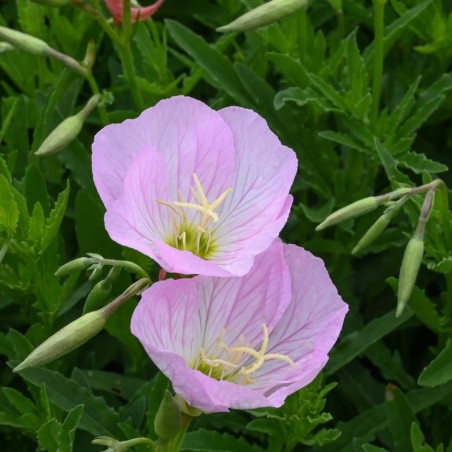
[104,147,172,263]
[215,106,297,265]
[92,96,235,210]
[104,0,164,23]
[251,244,348,404]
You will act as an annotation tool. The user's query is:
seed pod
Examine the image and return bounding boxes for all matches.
[217,0,308,33]
[55,257,93,277]
[154,390,182,441]
[0,26,51,56]
[396,237,424,317]
[30,0,70,6]
[13,311,107,372]
[35,94,100,157]
[316,196,382,231]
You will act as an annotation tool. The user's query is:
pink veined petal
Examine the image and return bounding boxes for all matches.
[92,96,235,210]
[215,106,297,263]
[104,0,164,23]
[250,244,348,401]
[131,278,202,362]
[104,147,172,263]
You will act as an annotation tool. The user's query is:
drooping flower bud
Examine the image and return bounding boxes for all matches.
[316,196,382,231]
[35,94,100,156]
[13,311,107,372]
[154,390,182,441]
[217,0,308,33]
[352,202,402,255]
[0,26,51,56]
[55,257,93,277]
[83,267,121,314]
[396,237,424,317]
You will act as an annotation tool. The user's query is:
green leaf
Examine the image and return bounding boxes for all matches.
[325,308,414,376]
[0,174,19,236]
[411,422,435,452]
[41,180,70,251]
[37,418,61,452]
[58,404,84,452]
[25,165,50,215]
[398,152,448,174]
[28,202,45,249]
[17,366,123,437]
[165,20,250,104]
[418,339,452,387]
[385,386,416,452]
[2,387,37,416]
[182,429,264,451]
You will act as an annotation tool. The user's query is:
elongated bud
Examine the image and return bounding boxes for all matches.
[83,40,96,69]
[83,279,112,314]
[13,311,107,372]
[35,94,100,156]
[30,0,70,6]
[218,0,308,32]
[396,237,424,317]
[0,26,50,55]
[55,257,93,277]
[155,390,182,441]
[316,196,382,231]
[352,202,402,255]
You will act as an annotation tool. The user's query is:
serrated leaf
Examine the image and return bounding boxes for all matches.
[41,180,70,251]
[398,152,448,174]
[411,422,435,452]
[57,404,84,452]
[37,418,61,452]
[418,339,452,387]
[17,366,123,437]
[0,174,19,236]
[165,20,250,104]
[28,202,45,249]
[2,387,37,416]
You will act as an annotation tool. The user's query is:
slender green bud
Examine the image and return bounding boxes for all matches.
[83,279,113,314]
[35,94,100,156]
[83,40,96,69]
[89,265,104,282]
[155,390,182,441]
[396,237,424,317]
[316,196,381,231]
[217,0,308,32]
[352,202,402,255]
[13,311,107,372]
[30,0,70,6]
[55,257,93,277]
[0,26,51,55]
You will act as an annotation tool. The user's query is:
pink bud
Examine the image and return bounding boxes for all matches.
[104,0,164,24]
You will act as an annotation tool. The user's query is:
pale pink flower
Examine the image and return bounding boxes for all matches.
[92,96,297,277]
[131,240,348,413]
[104,0,164,23]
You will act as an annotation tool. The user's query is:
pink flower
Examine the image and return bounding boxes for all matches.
[92,96,297,277]
[131,240,348,413]
[104,0,164,23]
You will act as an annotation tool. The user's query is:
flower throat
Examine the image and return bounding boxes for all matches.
[157,173,232,259]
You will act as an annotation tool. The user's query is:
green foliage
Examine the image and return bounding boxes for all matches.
[1,0,451,450]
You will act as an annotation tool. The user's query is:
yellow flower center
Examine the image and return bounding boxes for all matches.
[193,324,296,384]
[157,173,232,259]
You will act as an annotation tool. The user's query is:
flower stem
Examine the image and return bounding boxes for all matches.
[85,70,109,125]
[98,258,151,280]
[163,415,192,452]
[371,0,386,127]
[117,41,144,110]
[0,241,9,265]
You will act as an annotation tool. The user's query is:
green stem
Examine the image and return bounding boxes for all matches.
[163,415,192,452]
[85,70,109,125]
[444,273,452,323]
[117,41,144,110]
[371,0,386,126]
[0,241,9,265]
[98,258,151,280]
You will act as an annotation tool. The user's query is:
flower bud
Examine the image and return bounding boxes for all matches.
[30,0,70,6]
[0,42,14,53]
[396,237,424,317]
[217,0,308,33]
[83,40,96,69]
[0,26,51,56]
[352,202,402,255]
[83,279,113,314]
[55,257,93,277]
[316,196,381,231]
[35,94,100,156]
[13,311,107,372]
[154,390,182,441]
